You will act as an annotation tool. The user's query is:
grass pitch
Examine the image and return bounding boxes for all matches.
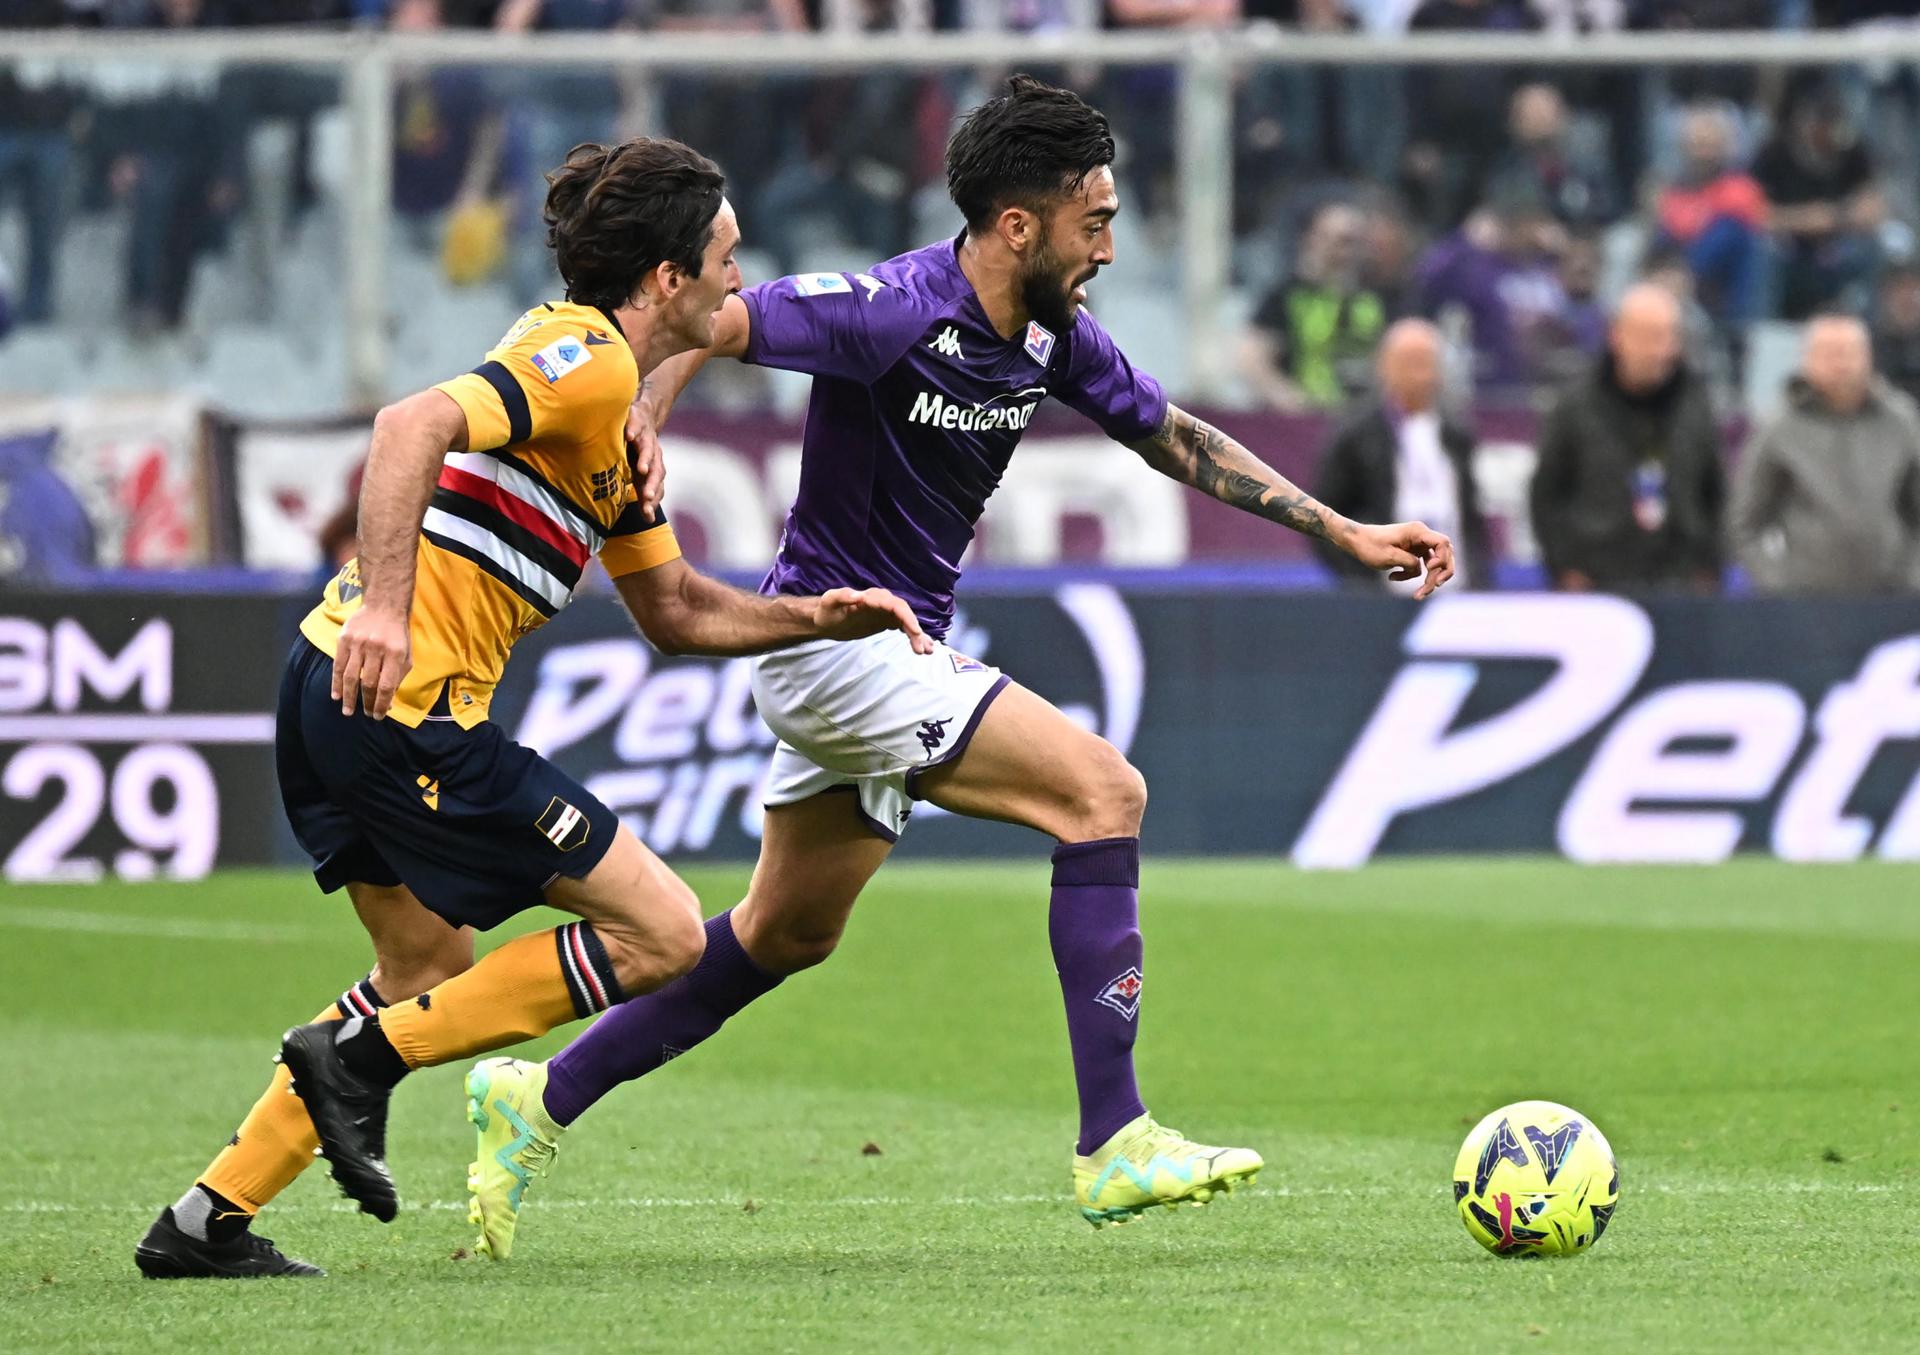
[3,858,1915,1353]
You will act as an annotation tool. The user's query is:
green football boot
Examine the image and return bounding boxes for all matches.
[465,1057,565,1260]
[1073,1113,1262,1227]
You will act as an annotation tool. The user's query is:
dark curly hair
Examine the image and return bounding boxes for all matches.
[946,75,1116,234]
[544,138,725,314]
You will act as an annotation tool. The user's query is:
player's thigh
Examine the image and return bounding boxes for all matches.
[912,680,1146,843]
[346,880,475,1000]
[543,823,706,989]
[732,791,894,974]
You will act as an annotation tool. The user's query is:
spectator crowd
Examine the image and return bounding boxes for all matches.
[4,0,1920,596]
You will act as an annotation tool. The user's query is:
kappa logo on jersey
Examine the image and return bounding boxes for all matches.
[1094,967,1143,1020]
[531,336,593,383]
[950,653,987,673]
[928,327,965,359]
[1024,320,1055,365]
[536,796,590,851]
[917,717,951,756]
[792,272,852,298]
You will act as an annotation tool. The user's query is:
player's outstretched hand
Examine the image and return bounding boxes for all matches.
[332,607,411,719]
[1345,521,1456,600]
[624,399,666,523]
[813,588,934,654]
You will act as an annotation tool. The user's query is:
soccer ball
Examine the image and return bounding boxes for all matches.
[1453,1100,1618,1257]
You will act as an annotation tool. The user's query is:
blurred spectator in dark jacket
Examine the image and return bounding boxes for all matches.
[1871,263,1920,405]
[1653,102,1768,336]
[1315,318,1490,588]
[1753,81,1885,319]
[91,0,246,330]
[1531,282,1726,591]
[1361,203,1418,316]
[1535,232,1608,385]
[389,0,505,223]
[0,0,78,22]
[1731,314,1920,593]
[1413,184,1570,399]
[1629,2,1778,108]
[1485,82,1618,231]
[1400,0,1538,230]
[1240,202,1391,411]
[0,67,80,325]
[1813,1,1920,24]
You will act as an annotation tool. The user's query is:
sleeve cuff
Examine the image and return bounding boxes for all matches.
[433,373,511,452]
[599,522,682,578]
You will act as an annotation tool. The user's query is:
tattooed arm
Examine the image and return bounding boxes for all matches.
[1128,403,1457,599]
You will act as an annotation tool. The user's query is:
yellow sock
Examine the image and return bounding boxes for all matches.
[198,978,387,1213]
[377,923,623,1070]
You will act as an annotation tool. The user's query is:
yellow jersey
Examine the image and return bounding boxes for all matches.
[301,302,680,729]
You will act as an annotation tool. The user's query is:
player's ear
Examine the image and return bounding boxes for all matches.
[997,205,1036,254]
[642,259,682,306]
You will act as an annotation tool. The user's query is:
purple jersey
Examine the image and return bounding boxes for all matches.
[739,235,1167,638]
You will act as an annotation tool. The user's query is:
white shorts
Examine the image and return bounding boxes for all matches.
[749,630,1010,841]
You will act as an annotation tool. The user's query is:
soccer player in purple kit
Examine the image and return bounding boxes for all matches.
[464,76,1454,1253]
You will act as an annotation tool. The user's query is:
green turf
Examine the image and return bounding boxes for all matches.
[3,858,1916,1353]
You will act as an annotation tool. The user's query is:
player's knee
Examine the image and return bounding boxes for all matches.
[732,897,845,975]
[763,920,845,974]
[1072,746,1148,840]
[597,879,706,994]
[370,934,474,1001]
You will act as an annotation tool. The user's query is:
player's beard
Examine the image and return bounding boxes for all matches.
[1017,239,1082,336]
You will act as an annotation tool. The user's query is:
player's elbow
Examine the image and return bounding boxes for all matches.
[636,607,694,657]
[373,388,466,456]
[645,587,706,656]
[371,394,430,438]
[637,587,705,657]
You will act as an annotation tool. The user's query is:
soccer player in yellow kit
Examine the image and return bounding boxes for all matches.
[134,138,928,1279]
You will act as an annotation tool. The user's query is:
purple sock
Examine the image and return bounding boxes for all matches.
[543,909,781,1126]
[1050,836,1148,1155]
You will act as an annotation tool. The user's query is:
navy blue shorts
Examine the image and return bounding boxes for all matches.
[275,637,619,932]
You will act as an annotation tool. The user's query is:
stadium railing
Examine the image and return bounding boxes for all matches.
[3,27,1916,409]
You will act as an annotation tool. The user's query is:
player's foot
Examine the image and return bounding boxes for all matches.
[134,1207,324,1279]
[465,1057,565,1261]
[1073,1113,1262,1227]
[278,1020,398,1222]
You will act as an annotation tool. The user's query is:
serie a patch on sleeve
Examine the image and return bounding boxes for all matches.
[531,335,594,383]
[791,272,852,298]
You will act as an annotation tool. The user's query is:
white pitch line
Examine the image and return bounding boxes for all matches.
[0,906,322,945]
[4,1182,1902,1216]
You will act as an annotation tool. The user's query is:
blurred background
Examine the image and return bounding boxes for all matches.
[3,4,1918,879]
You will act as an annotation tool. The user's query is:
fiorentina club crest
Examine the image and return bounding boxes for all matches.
[1095,966,1143,1020]
[1024,320,1055,365]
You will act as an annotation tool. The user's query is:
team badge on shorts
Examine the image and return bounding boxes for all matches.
[950,652,986,673]
[1094,967,1144,1020]
[536,796,590,852]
